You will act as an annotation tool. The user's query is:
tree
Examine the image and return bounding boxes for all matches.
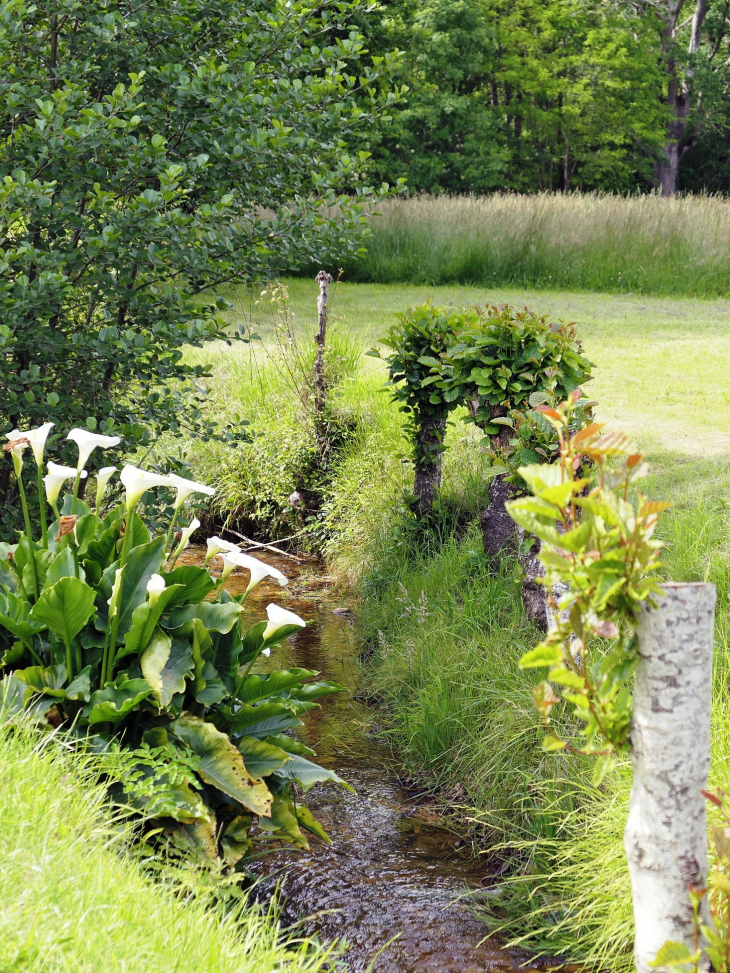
[0,0,398,537]
[359,0,667,194]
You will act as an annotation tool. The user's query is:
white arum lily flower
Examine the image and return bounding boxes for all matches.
[235,552,289,593]
[175,517,200,553]
[120,465,173,512]
[261,647,271,657]
[6,423,54,466]
[167,473,216,510]
[216,550,247,582]
[4,430,30,472]
[204,535,239,566]
[95,466,117,508]
[44,461,87,508]
[262,604,306,642]
[67,428,121,471]
[146,573,166,608]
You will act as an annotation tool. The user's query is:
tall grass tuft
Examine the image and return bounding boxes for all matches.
[340,193,730,297]
[0,722,339,973]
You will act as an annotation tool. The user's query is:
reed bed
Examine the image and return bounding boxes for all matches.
[342,193,730,296]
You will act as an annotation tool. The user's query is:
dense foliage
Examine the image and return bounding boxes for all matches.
[507,395,667,783]
[375,302,593,514]
[0,0,399,538]
[0,426,347,861]
[356,0,730,195]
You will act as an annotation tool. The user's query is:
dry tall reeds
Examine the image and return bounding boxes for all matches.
[344,193,730,296]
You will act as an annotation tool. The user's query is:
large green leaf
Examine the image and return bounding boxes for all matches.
[121,584,183,659]
[43,547,85,589]
[220,815,253,866]
[84,677,154,725]
[170,716,273,817]
[162,565,215,606]
[0,589,46,641]
[221,700,305,738]
[258,795,307,849]
[158,639,194,707]
[287,680,345,703]
[236,669,317,705]
[30,576,97,646]
[95,536,166,635]
[166,601,242,634]
[140,629,172,702]
[295,803,331,845]
[274,753,354,793]
[195,661,227,706]
[236,735,291,778]
[13,664,67,697]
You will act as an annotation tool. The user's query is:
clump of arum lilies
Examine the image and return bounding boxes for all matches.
[0,423,348,862]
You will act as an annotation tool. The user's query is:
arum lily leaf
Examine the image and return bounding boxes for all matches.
[221,815,253,866]
[13,664,67,697]
[85,521,122,569]
[170,716,273,817]
[265,733,316,758]
[66,666,91,702]
[236,736,291,777]
[95,536,166,634]
[182,815,218,860]
[166,601,243,635]
[296,803,331,844]
[140,628,172,701]
[0,589,46,641]
[84,678,154,725]
[258,795,308,849]
[43,548,85,589]
[122,584,183,659]
[221,700,304,737]
[274,753,355,793]
[288,680,345,703]
[30,577,97,645]
[190,618,213,698]
[158,639,194,707]
[236,669,317,705]
[162,565,215,605]
[195,661,227,706]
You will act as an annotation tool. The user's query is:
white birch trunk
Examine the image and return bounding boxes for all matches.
[624,582,716,972]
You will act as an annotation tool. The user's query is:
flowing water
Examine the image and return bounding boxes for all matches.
[190,549,557,973]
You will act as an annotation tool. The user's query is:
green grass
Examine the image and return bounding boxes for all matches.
[331,194,730,298]
[0,723,338,973]
[180,279,730,968]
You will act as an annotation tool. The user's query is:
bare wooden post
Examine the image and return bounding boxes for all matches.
[314,270,333,428]
[624,582,716,972]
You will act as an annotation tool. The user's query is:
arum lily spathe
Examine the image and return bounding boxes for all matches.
[236,552,288,593]
[205,535,239,565]
[146,573,166,608]
[95,466,117,509]
[44,462,87,509]
[6,422,54,466]
[120,465,173,512]
[67,428,121,471]
[176,517,200,553]
[167,473,216,510]
[262,604,306,642]
[4,430,30,473]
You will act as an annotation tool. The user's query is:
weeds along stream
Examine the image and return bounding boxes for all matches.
[180,546,560,973]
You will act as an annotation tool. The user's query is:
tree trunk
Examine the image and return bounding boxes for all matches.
[313,270,333,451]
[657,0,709,196]
[624,582,716,972]
[413,414,447,519]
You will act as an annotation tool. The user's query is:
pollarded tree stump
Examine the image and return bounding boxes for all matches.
[480,473,551,630]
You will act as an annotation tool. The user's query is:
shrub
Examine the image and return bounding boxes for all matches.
[0,424,347,863]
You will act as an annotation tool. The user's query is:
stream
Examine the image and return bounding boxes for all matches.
[191,549,555,973]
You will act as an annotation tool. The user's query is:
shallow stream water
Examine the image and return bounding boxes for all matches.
[186,548,555,973]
